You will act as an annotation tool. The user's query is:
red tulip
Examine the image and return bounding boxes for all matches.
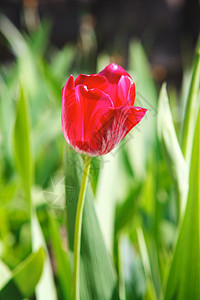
[61,63,147,156]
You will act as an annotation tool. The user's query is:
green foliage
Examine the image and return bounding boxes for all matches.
[127,40,158,178]
[65,146,117,300]
[157,84,188,217]
[0,248,45,299]
[31,211,58,300]
[164,103,200,300]
[13,85,33,202]
[0,13,199,300]
[181,37,200,165]
[49,213,72,300]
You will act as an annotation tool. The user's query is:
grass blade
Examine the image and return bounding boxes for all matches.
[49,213,72,300]
[0,260,12,289]
[164,107,200,300]
[0,248,45,299]
[137,228,157,300]
[31,211,58,300]
[13,85,33,202]
[181,36,200,166]
[157,83,188,216]
[127,41,158,178]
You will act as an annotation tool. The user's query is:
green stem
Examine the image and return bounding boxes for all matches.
[73,155,91,300]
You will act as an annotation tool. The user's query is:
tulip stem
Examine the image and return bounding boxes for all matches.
[73,155,91,300]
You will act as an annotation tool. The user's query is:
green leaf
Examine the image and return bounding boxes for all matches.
[13,85,33,201]
[157,83,188,216]
[65,145,117,300]
[89,157,102,196]
[129,41,157,106]
[164,107,200,300]
[0,15,45,103]
[120,235,147,300]
[95,151,128,252]
[137,228,157,300]
[31,211,58,300]
[30,19,51,57]
[49,213,72,300]
[114,183,141,235]
[0,73,17,162]
[0,280,22,300]
[181,36,200,166]
[33,109,61,158]
[127,40,158,178]
[13,247,45,296]
[0,248,45,299]
[0,14,28,58]
[0,260,12,289]
[136,160,163,298]
[40,62,61,103]
[50,45,75,80]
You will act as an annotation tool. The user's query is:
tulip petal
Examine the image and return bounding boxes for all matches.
[62,78,114,152]
[99,64,133,107]
[61,75,77,146]
[75,85,113,141]
[128,81,136,106]
[118,75,136,106]
[75,74,108,90]
[87,106,147,156]
[99,63,131,84]
[61,64,147,157]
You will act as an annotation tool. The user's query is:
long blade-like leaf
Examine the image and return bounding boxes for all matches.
[0,260,12,290]
[164,107,200,300]
[13,85,33,202]
[31,211,58,300]
[181,36,200,166]
[65,145,117,300]
[157,83,188,216]
[0,248,45,299]
[49,213,72,300]
[127,40,158,178]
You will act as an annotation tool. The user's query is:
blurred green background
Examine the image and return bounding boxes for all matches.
[0,1,199,300]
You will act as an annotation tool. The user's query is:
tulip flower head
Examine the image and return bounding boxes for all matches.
[61,63,147,156]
